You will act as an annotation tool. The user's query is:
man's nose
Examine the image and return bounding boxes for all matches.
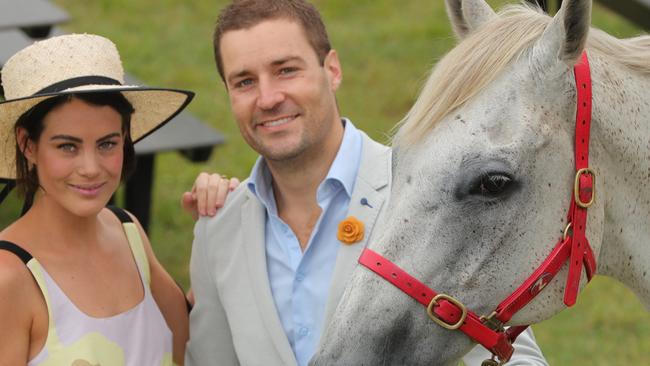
[256,80,285,110]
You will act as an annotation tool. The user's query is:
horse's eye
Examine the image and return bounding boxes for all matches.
[471,173,513,197]
[453,161,519,202]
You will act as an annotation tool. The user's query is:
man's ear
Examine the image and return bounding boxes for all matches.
[16,127,37,165]
[324,49,343,91]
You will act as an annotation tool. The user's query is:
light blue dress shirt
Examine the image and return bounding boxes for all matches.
[247,119,362,366]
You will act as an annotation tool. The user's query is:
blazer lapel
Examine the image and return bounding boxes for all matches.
[242,194,298,366]
[321,133,392,330]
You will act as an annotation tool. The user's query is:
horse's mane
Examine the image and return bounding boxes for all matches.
[394,4,650,146]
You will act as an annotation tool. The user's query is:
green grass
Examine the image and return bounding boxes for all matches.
[1,1,647,364]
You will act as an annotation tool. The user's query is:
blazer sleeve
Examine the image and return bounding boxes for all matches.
[185,218,240,366]
[461,327,548,365]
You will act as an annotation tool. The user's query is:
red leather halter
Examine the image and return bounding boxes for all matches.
[359,52,596,365]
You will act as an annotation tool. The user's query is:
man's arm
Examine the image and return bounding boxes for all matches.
[185,218,239,366]
[461,327,548,366]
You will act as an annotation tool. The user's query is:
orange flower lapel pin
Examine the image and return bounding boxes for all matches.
[337,216,364,245]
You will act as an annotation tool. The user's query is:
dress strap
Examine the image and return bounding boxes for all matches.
[0,240,33,264]
[0,240,62,351]
[106,205,133,223]
[105,206,151,286]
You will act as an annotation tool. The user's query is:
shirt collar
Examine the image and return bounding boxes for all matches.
[247,118,362,213]
[322,118,361,198]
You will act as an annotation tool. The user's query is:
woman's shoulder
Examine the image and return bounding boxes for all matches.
[0,240,37,300]
[99,206,142,227]
[98,207,152,253]
[0,218,35,273]
[0,219,36,290]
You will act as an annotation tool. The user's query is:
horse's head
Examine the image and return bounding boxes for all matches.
[313,0,650,365]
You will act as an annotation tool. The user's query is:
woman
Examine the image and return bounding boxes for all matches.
[0,34,193,365]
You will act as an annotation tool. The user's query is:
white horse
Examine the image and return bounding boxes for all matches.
[311,0,650,364]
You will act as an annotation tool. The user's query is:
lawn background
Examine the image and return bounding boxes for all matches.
[1,0,648,364]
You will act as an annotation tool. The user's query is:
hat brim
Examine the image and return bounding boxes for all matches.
[0,85,194,180]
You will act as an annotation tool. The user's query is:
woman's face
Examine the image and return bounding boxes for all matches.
[26,97,124,217]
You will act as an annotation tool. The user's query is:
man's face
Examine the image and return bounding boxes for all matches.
[220,19,342,162]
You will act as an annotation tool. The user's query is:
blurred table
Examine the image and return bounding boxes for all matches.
[0,1,226,231]
[531,0,650,30]
[596,0,650,30]
[0,0,69,37]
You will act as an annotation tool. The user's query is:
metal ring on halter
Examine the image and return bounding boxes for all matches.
[479,310,505,332]
[481,356,503,366]
[574,168,596,208]
[426,294,467,330]
[563,222,573,241]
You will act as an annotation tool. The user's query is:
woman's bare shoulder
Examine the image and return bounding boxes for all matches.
[0,244,38,306]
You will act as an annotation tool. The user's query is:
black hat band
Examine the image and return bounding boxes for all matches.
[35,76,122,95]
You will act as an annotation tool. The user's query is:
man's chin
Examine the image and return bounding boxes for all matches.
[258,143,308,163]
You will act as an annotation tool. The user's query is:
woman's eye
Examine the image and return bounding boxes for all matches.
[58,143,76,153]
[99,141,117,151]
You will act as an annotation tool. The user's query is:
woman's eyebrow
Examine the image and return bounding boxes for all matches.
[97,132,122,142]
[49,132,122,143]
[50,134,82,143]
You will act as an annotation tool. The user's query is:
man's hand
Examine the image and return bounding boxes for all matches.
[181,173,240,220]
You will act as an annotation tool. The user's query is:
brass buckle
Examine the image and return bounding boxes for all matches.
[427,294,467,330]
[574,168,595,208]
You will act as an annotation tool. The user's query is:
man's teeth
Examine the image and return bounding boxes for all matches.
[264,117,293,127]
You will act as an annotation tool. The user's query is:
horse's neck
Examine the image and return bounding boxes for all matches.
[591,56,650,309]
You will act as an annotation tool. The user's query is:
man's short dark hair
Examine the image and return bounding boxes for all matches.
[213,0,332,82]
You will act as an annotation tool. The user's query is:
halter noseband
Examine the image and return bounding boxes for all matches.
[359,52,596,365]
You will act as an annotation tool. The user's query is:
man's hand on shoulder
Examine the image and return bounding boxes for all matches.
[181,172,240,221]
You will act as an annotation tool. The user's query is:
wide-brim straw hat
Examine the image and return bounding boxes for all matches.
[0,33,194,180]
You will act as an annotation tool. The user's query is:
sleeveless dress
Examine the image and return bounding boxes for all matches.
[0,207,174,366]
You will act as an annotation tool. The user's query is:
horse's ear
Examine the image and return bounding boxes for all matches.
[445,0,496,39]
[532,0,592,68]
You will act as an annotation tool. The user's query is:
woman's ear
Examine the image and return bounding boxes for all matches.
[16,127,37,165]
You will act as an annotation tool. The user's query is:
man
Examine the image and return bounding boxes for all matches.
[185,1,548,365]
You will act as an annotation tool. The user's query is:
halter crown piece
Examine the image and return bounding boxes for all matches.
[359,52,596,365]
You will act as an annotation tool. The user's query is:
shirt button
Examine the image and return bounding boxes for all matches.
[296,273,305,282]
[298,327,309,337]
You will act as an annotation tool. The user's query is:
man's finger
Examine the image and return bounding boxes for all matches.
[228,177,241,191]
[194,172,211,216]
[181,191,199,221]
[213,177,231,215]
[205,173,222,216]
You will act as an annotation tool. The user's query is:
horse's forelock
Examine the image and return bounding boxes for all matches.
[394,3,650,147]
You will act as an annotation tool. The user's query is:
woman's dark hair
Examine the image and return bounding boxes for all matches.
[14,92,136,205]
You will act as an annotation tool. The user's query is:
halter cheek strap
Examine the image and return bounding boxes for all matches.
[358,52,596,365]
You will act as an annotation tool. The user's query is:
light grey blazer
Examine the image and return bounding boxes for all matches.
[186,131,392,366]
[185,132,547,366]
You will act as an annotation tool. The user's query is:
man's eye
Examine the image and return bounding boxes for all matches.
[235,79,253,88]
[279,67,297,75]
